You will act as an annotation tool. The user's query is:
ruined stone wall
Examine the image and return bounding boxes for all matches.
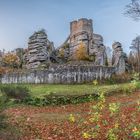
[70,18,93,37]
[1,65,115,84]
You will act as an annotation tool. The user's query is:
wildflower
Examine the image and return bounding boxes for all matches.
[93,80,98,86]
[107,129,118,140]
[82,132,91,139]
[109,103,120,115]
[132,127,138,132]
[89,112,100,123]
[114,122,119,129]
[69,114,75,123]
[131,127,140,138]
[92,132,98,138]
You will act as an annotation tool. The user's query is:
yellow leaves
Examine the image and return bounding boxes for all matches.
[59,48,65,58]
[114,122,119,129]
[2,52,20,68]
[93,80,98,86]
[137,100,140,111]
[132,127,138,132]
[89,112,101,123]
[109,103,120,116]
[0,67,5,75]
[69,114,75,123]
[74,42,89,60]
[82,132,98,139]
[131,127,140,139]
[82,132,91,139]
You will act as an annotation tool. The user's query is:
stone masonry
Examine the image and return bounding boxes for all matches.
[58,18,107,65]
[1,64,115,84]
[0,18,129,84]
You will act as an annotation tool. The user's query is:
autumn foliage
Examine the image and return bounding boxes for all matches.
[3,90,140,140]
[74,42,89,60]
[0,67,6,75]
[2,52,20,68]
[59,48,65,58]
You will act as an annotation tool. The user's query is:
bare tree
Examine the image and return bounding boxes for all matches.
[128,51,137,71]
[124,0,140,21]
[106,46,112,66]
[130,36,140,72]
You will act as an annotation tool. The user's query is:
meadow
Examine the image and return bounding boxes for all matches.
[0,81,140,140]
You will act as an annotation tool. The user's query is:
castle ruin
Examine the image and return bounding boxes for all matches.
[0,18,129,84]
[58,18,107,65]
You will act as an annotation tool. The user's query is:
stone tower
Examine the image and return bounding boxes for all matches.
[58,18,107,65]
[69,18,93,56]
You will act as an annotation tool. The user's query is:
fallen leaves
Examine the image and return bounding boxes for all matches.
[3,91,140,140]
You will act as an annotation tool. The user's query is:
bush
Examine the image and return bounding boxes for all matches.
[105,73,132,84]
[0,94,8,130]
[0,85,30,101]
[23,93,99,106]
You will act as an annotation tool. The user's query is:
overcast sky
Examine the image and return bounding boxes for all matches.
[0,0,140,53]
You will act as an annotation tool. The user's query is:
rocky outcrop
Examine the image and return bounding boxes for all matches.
[58,18,107,65]
[112,42,128,74]
[25,30,55,69]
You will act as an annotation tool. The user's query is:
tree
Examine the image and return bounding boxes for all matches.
[128,51,137,71]
[15,48,25,68]
[0,67,6,75]
[130,36,140,72]
[74,42,88,60]
[124,0,140,21]
[2,52,20,69]
[106,46,112,66]
[59,48,65,58]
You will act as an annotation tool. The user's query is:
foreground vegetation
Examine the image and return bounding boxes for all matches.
[0,78,140,139]
[0,80,139,106]
[1,86,140,140]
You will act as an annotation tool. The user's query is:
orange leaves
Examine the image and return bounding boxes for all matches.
[0,67,6,75]
[4,91,140,140]
[59,48,65,58]
[2,52,20,68]
[74,42,89,60]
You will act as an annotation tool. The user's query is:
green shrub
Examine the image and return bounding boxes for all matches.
[0,85,30,100]
[0,94,8,130]
[23,93,99,106]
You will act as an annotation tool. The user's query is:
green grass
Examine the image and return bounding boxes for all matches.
[0,81,139,99]
[25,82,138,97]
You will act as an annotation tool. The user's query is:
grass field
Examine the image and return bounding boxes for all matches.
[26,82,137,97]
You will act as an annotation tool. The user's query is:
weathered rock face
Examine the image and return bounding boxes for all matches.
[1,64,115,84]
[25,30,55,69]
[112,42,128,74]
[69,18,93,57]
[58,18,107,65]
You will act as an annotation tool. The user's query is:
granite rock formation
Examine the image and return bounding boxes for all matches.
[25,30,55,69]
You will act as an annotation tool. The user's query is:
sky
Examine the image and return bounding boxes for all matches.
[0,0,140,53]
